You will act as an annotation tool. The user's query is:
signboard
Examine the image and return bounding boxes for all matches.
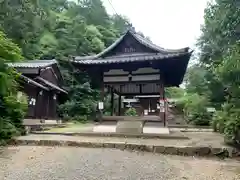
[206,107,216,113]
[160,107,165,112]
[144,110,148,115]
[98,102,104,110]
[159,99,165,107]
[123,98,139,103]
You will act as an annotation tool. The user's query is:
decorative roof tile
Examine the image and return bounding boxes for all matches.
[8,59,57,68]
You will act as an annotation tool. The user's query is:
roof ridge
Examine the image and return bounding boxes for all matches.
[129,31,189,53]
[90,29,190,58]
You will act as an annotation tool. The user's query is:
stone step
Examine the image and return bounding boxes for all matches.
[9,138,240,159]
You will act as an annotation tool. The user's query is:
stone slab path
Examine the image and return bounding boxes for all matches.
[144,122,170,134]
[93,124,116,133]
[1,146,240,180]
[93,121,170,134]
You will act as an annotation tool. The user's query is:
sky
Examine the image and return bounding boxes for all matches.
[102,0,209,50]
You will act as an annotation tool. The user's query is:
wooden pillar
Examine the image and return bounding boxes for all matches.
[118,95,121,116]
[99,72,104,122]
[110,87,114,116]
[159,81,166,127]
[163,86,166,127]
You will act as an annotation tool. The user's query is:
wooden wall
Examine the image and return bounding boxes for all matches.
[22,82,58,120]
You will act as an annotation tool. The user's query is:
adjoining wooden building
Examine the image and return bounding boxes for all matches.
[71,29,192,126]
[8,60,67,121]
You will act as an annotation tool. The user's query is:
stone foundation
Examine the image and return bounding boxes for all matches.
[9,139,240,159]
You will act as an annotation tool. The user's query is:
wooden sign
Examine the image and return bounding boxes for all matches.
[124,47,136,53]
[160,107,165,112]
[98,102,104,110]
[159,99,165,107]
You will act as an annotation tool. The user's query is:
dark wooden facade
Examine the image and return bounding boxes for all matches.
[9,60,67,120]
[72,29,192,126]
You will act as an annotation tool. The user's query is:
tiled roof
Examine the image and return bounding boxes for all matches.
[73,29,191,65]
[80,30,190,59]
[7,59,57,68]
[36,77,67,94]
[20,75,49,91]
[131,32,189,54]
[73,52,189,65]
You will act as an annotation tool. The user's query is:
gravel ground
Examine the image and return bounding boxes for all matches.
[0,146,239,180]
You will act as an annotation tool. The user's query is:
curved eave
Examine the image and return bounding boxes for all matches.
[72,52,191,65]
[36,77,68,94]
[7,59,57,68]
[20,75,49,91]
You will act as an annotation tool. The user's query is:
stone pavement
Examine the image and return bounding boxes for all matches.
[94,121,170,134]
[10,132,240,159]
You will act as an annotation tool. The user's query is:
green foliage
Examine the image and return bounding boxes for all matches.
[212,44,240,142]
[184,65,210,95]
[0,30,27,143]
[3,94,28,134]
[176,93,212,126]
[0,31,23,62]
[0,0,131,128]
[58,82,100,120]
[196,0,240,142]
[0,117,18,144]
[71,115,88,123]
[165,87,185,98]
[0,0,44,59]
[124,108,137,117]
[224,109,240,141]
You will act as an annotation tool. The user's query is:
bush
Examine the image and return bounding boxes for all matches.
[176,93,212,126]
[224,110,240,142]
[0,93,27,143]
[58,83,99,121]
[124,107,137,116]
[211,102,240,145]
[211,110,227,133]
[0,117,18,142]
[72,115,88,123]
[4,95,27,133]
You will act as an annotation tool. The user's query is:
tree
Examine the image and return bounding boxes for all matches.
[197,0,240,141]
[197,0,240,107]
[0,0,131,122]
[0,31,27,143]
[0,0,44,59]
[165,87,185,99]
[184,65,209,95]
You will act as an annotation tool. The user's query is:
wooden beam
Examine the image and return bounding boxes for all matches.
[119,92,160,96]
[104,80,160,85]
[139,84,142,94]
[104,72,160,77]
